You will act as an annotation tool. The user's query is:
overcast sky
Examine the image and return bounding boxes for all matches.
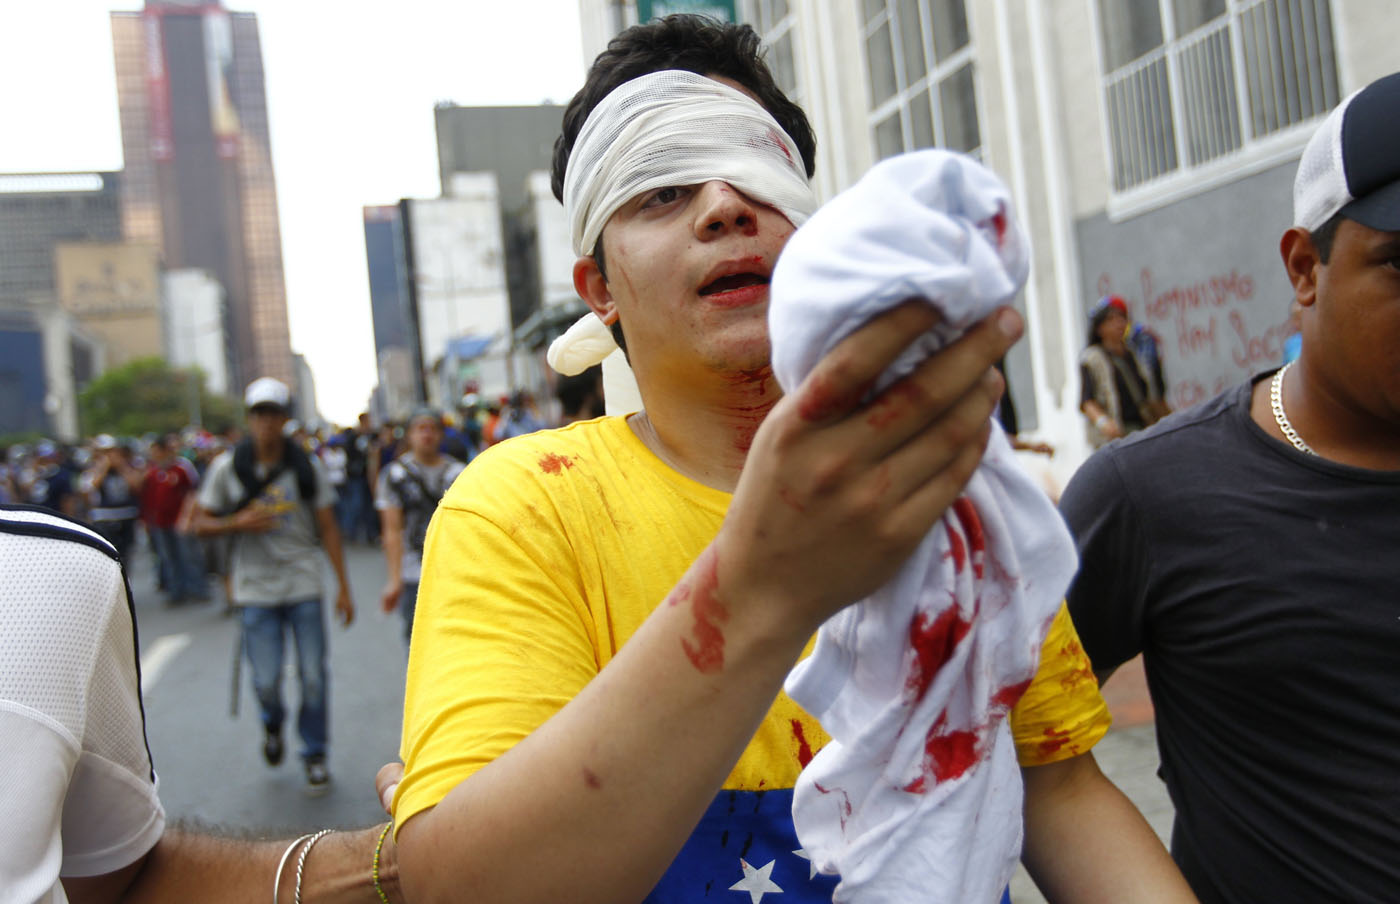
[0,1,587,423]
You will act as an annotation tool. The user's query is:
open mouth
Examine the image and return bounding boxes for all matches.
[699,273,770,296]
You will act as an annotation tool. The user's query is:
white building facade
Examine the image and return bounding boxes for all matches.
[162,268,230,397]
[578,0,1398,478]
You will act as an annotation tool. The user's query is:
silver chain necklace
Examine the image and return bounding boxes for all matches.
[1270,362,1317,455]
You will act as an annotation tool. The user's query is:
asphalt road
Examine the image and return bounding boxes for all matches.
[130,537,406,837]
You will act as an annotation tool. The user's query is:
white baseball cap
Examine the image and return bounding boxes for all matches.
[244,376,291,412]
[1294,71,1400,232]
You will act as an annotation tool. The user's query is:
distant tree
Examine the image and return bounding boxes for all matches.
[78,357,240,437]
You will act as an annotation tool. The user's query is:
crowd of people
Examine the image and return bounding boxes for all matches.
[4,14,1397,904]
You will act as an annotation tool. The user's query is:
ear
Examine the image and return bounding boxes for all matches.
[573,256,618,325]
[1280,227,1320,308]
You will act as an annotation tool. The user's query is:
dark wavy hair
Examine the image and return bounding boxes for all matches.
[550,16,817,356]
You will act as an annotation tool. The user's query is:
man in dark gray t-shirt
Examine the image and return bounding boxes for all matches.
[1063,71,1400,904]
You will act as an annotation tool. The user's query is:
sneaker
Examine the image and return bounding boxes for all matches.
[262,727,284,767]
[304,756,331,795]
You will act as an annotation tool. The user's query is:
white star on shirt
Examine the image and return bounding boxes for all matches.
[730,858,784,903]
[791,848,818,880]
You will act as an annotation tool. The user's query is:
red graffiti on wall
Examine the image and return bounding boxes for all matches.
[1097,267,1290,410]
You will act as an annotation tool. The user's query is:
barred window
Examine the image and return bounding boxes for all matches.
[1100,0,1340,192]
[863,0,979,161]
[747,0,801,101]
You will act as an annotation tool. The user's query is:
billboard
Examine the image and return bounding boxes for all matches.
[636,0,736,22]
[143,10,174,161]
[54,243,161,318]
[54,242,164,368]
[203,11,241,158]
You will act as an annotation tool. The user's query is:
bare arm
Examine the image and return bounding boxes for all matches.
[1080,400,1122,439]
[62,824,401,904]
[1021,753,1196,903]
[379,505,404,613]
[396,304,1021,904]
[189,503,278,537]
[315,506,355,627]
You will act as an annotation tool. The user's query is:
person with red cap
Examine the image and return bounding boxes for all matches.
[1079,294,1168,447]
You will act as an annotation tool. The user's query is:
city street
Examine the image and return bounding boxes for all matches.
[131,536,1173,899]
[131,539,407,837]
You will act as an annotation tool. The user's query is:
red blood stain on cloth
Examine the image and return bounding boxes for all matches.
[906,607,972,701]
[991,678,1032,711]
[790,719,815,768]
[904,714,980,793]
[679,547,728,674]
[814,781,854,829]
[945,520,967,572]
[952,498,985,579]
[538,453,574,474]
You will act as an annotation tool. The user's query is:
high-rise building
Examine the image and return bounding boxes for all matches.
[0,172,123,438]
[362,204,421,413]
[433,104,565,333]
[0,173,123,309]
[111,0,293,390]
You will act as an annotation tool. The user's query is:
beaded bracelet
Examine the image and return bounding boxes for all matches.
[294,828,335,904]
[372,822,393,904]
[273,833,314,904]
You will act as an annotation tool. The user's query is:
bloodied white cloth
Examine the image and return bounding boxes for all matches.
[771,150,1079,903]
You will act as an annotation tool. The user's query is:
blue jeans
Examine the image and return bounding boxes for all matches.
[340,478,376,543]
[241,599,328,760]
[149,525,207,600]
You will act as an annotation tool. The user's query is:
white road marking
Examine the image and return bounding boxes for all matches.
[141,634,192,693]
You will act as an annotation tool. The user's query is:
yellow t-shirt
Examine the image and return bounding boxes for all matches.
[398,415,1110,835]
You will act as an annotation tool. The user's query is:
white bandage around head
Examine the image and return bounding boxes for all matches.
[563,68,816,257]
[551,69,818,411]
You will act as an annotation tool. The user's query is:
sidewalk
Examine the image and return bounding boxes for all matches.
[1010,656,1172,902]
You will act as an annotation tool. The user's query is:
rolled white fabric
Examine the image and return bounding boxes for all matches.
[773,150,1079,903]
[547,313,618,376]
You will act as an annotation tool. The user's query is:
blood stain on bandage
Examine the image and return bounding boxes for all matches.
[906,607,973,701]
[790,719,815,768]
[680,547,728,674]
[1059,643,1097,692]
[1038,726,1074,757]
[538,453,575,474]
[904,714,979,792]
[952,498,985,579]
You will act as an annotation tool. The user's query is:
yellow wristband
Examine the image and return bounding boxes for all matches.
[372,822,392,904]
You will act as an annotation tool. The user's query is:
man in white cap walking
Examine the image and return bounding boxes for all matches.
[1063,71,1400,903]
[191,376,354,793]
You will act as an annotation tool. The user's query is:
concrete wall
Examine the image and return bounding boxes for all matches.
[1075,160,1296,410]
